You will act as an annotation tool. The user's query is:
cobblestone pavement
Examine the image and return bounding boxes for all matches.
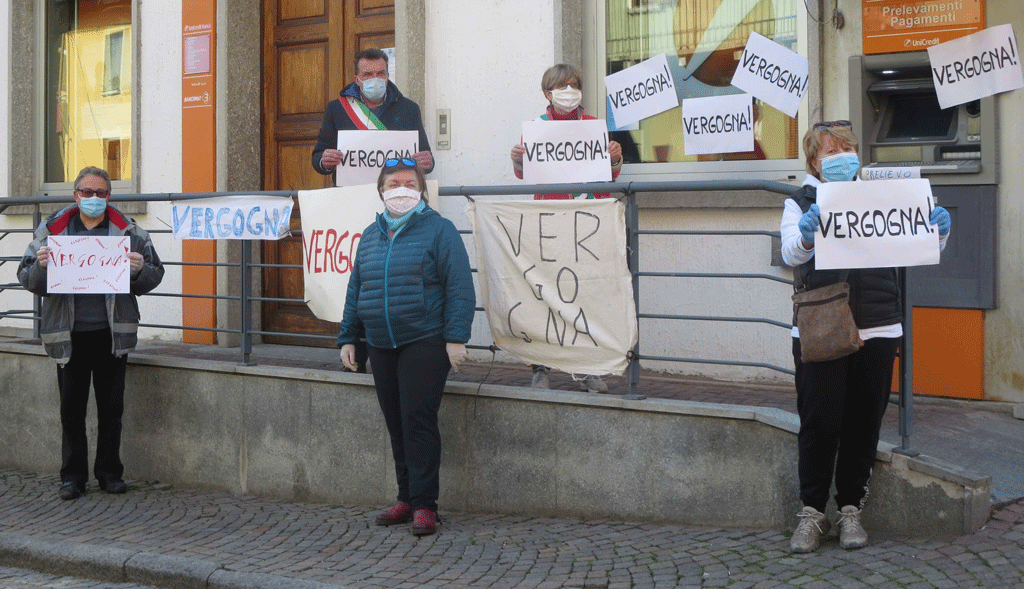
[1,469,1022,589]
[0,566,157,589]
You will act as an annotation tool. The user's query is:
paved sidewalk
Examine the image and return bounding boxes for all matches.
[1,469,1023,589]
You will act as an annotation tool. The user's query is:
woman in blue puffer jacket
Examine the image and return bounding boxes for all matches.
[338,157,475,536]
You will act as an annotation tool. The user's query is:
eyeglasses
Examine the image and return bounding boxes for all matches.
[813,120,852,130]
[384,158,417,168]
[76,189,110,198]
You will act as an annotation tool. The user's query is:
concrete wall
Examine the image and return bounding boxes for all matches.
[0,342,991,537]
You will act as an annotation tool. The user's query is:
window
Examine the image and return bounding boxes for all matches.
[604,0,801,171]
[45,0,132,185]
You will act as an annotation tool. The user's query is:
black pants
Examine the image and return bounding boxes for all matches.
[793,336,899,512]
[367,336,451,512]
[56,329,128,489]
[353,340,368,372]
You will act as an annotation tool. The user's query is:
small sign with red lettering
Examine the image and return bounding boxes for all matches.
[47,236,131,294]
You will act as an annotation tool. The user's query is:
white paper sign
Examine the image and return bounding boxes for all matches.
[730,32,808,117]
[604,53,679,129]
[47,236,130,294]
[682,93,754,155]
[521,120,612,184]
[298,180,439,322]
[469,199,638,375]
[334,130,419,187]
[172,196,293,240]
[861,167,921,181]
[814,179,940,270]
[928,24,1023,109]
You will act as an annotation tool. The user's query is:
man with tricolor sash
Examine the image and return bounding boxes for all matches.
[312,48,434,179]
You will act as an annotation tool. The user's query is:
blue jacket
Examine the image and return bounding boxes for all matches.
[337,206,475,349]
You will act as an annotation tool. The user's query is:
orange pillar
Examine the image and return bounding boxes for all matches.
[181,1,217,344]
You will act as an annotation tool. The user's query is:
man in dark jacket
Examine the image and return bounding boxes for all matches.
[17,166,164,501]
[312,48,434,177]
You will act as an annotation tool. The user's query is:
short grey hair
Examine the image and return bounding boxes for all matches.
[74,166,112,192]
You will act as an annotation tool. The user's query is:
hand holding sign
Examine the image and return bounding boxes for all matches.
[521,120,612,184]
[813,179,940,270]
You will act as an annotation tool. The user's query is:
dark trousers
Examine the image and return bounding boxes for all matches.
[793,336,900,512]
[352,340,369,372]
[56,329,128,488]
[367,336,450,512]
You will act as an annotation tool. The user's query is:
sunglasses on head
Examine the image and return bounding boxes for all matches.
[813,120,852,130]
[384,158,417,168]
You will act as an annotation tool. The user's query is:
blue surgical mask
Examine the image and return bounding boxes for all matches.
[361,77,386,103]
[820,153,861,182]
[79,196,108,218]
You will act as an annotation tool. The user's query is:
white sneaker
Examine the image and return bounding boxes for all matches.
[531,366,550,389]
[790,506,830,553]
[580,375,609,393]
[837,505,869,549]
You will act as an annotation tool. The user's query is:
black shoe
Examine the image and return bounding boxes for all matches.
[99,479,127,494]
[58,482,82,501]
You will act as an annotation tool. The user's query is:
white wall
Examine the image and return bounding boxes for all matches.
[0,0,9,201]
[983,4,1024,403]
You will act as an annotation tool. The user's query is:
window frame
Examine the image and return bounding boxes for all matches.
[583,0,813,183]
[36,0,138,198]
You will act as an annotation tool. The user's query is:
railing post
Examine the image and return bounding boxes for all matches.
[239,241,255,366]
[32,203,42,340]
[894,267,917,456]
[623,186,645,400]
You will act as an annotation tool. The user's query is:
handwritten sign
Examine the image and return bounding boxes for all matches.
[814,179,940,270]
[730,32,808,117]
[521,120,612,184]
[469,199,638,375]
[682,93,754,155]
[928,24,1022,109]
[334,130,419,187]
[298,181,439,322]
[862,167,921,181]
[47,236,130,294]
[172,196,293,240]
[604,53,679,129]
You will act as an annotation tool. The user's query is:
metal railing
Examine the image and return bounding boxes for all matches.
[0,181,918,453]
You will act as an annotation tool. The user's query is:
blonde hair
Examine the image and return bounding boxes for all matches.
[803,124,859,178]
[541,64,582,93]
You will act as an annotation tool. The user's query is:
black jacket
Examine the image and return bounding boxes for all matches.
[791,184,902,329]
[311,81,433,176]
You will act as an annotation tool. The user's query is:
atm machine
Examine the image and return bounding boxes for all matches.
[850,51,996,398]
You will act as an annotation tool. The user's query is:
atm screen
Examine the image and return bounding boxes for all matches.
[884,93,956,140]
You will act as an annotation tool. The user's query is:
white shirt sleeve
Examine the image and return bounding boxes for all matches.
[781,198,814,267]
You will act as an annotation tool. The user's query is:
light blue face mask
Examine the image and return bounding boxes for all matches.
[79,196,108,218]
[820,152,861,182]
[361,77,386,103]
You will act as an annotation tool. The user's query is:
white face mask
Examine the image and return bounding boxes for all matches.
[382,186,421,215]
[361,77,387,103]
[549,86,582,111]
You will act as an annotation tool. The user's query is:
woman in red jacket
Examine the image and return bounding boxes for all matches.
[509,63,623,393]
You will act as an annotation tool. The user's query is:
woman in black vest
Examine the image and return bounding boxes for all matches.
[780,122,951,553]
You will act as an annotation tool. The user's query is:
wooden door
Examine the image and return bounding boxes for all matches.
[262,0,394,345]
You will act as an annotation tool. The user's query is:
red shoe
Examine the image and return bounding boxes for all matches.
[411,509,437,536]
[374,501,411,526]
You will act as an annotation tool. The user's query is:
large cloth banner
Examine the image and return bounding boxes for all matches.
[298,181,439,322]
[521,119,612,184]
[469,199,638,375]
[334,130,419,187]
[172,196,293,240]
[604,53,679,129]
[47,236,130,294]
[730,32,808,117]
[814,179,940,270]
[928,24,1023,109]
